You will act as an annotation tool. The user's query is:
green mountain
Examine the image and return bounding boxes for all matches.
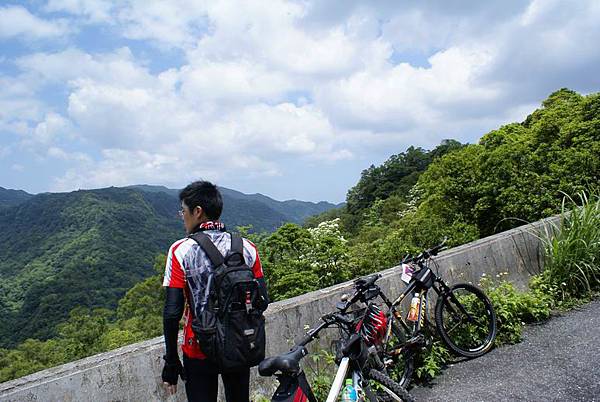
[0,187,33,208]
[0,185,337,347]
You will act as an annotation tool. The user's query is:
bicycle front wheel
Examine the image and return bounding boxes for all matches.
[366,368,415,402]
[434,283,497,358]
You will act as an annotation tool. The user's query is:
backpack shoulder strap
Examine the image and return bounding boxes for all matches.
[230,233,243,255]
[189,232,224,267]
[224,232,246,267]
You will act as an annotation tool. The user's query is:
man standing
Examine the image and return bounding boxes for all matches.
[161,181,268,402]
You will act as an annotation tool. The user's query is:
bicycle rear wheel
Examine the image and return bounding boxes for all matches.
[366,368,415,402]
[434,283,497,358]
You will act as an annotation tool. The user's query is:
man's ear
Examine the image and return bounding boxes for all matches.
[194,206,204,219]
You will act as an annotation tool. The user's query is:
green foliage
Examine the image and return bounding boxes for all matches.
[345,141,464,225]
[0,255,166,383]
[4,88,600,384]
[481,276,552,345]
[260,220,352,301]
[0,185,339,349]
[0,187,33,208]
[536,192,600,304]
[414,89,600,238]
[303,206,347,229]
[305,350,336,401]
[115,255,165,337]
[414,341,452,380]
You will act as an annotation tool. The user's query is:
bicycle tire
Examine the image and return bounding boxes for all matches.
[382,321,415,389]
[434,283,497,358]
[367,368,415,402]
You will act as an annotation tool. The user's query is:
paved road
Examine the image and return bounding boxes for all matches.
[410,299,600,402]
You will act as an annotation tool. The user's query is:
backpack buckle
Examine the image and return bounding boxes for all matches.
[245,290,252,313]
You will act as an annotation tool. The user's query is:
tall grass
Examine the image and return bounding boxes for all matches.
[539,192,600,301]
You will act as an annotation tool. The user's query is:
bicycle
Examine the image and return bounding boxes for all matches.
[258,308,415,402]
[337,239,498,388]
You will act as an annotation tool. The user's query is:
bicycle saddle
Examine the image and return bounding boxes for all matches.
[258,346,308,377]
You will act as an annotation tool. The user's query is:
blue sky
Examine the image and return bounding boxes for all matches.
[1,0,599,203]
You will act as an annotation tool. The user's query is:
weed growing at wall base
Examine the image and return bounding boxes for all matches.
[537,192,600,305]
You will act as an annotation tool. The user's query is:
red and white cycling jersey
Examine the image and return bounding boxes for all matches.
[163,225,264,359]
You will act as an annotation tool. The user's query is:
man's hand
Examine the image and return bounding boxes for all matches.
[162,355,185,395]
[163,381,177,395]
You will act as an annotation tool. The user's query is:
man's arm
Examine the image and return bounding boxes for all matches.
[163,287,184,361]
[161,239,188,392]
[250,246,269,308]
[162,287,185,394]
[256,276,270,308]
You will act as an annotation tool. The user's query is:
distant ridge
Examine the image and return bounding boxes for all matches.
[0,187,34,208]
[127,184,341,228]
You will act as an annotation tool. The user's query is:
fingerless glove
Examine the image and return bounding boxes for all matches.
[162,355,185,385]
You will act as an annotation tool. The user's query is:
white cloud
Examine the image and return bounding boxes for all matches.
[315,45,496,134]
[45,0,113,24]
[189,0,377,77]
[178,61,294,105]
[220,102,348,159]
[0,5,69,40]
[14,45,347,189]
[0,145,11,159]
[51,149,181,191]
[16,48,156,88]
[116,1,208,49]
[47,146,91,163]
[3,0,600,200]
[0,75,45,123]
[44,0,208,49]
[32,113,74,145]
[50,148,280,192]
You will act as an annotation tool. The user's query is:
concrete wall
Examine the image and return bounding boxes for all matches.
[0,215,561,402]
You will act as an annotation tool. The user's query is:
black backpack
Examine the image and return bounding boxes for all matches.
[188,232,268,372]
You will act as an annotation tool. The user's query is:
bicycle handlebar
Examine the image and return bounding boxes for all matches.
[401,237,448,264]
[335,274,382,313]
[297,311,356,347]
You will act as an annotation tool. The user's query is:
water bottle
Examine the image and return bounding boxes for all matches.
[407,292,420,322]
[341,378,358,401]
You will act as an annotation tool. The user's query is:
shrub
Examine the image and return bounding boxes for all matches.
[538,192,600,304]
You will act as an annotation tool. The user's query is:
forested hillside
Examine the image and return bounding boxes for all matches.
[1,88,599,383]
[0,187,33,208]
[0,186,338,349]
[0,188,182,348]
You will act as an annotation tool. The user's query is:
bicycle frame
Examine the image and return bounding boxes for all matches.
[376,262,454,353]
[325,356,350,402]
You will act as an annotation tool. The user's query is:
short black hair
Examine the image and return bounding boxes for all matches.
[179,181,223,220]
